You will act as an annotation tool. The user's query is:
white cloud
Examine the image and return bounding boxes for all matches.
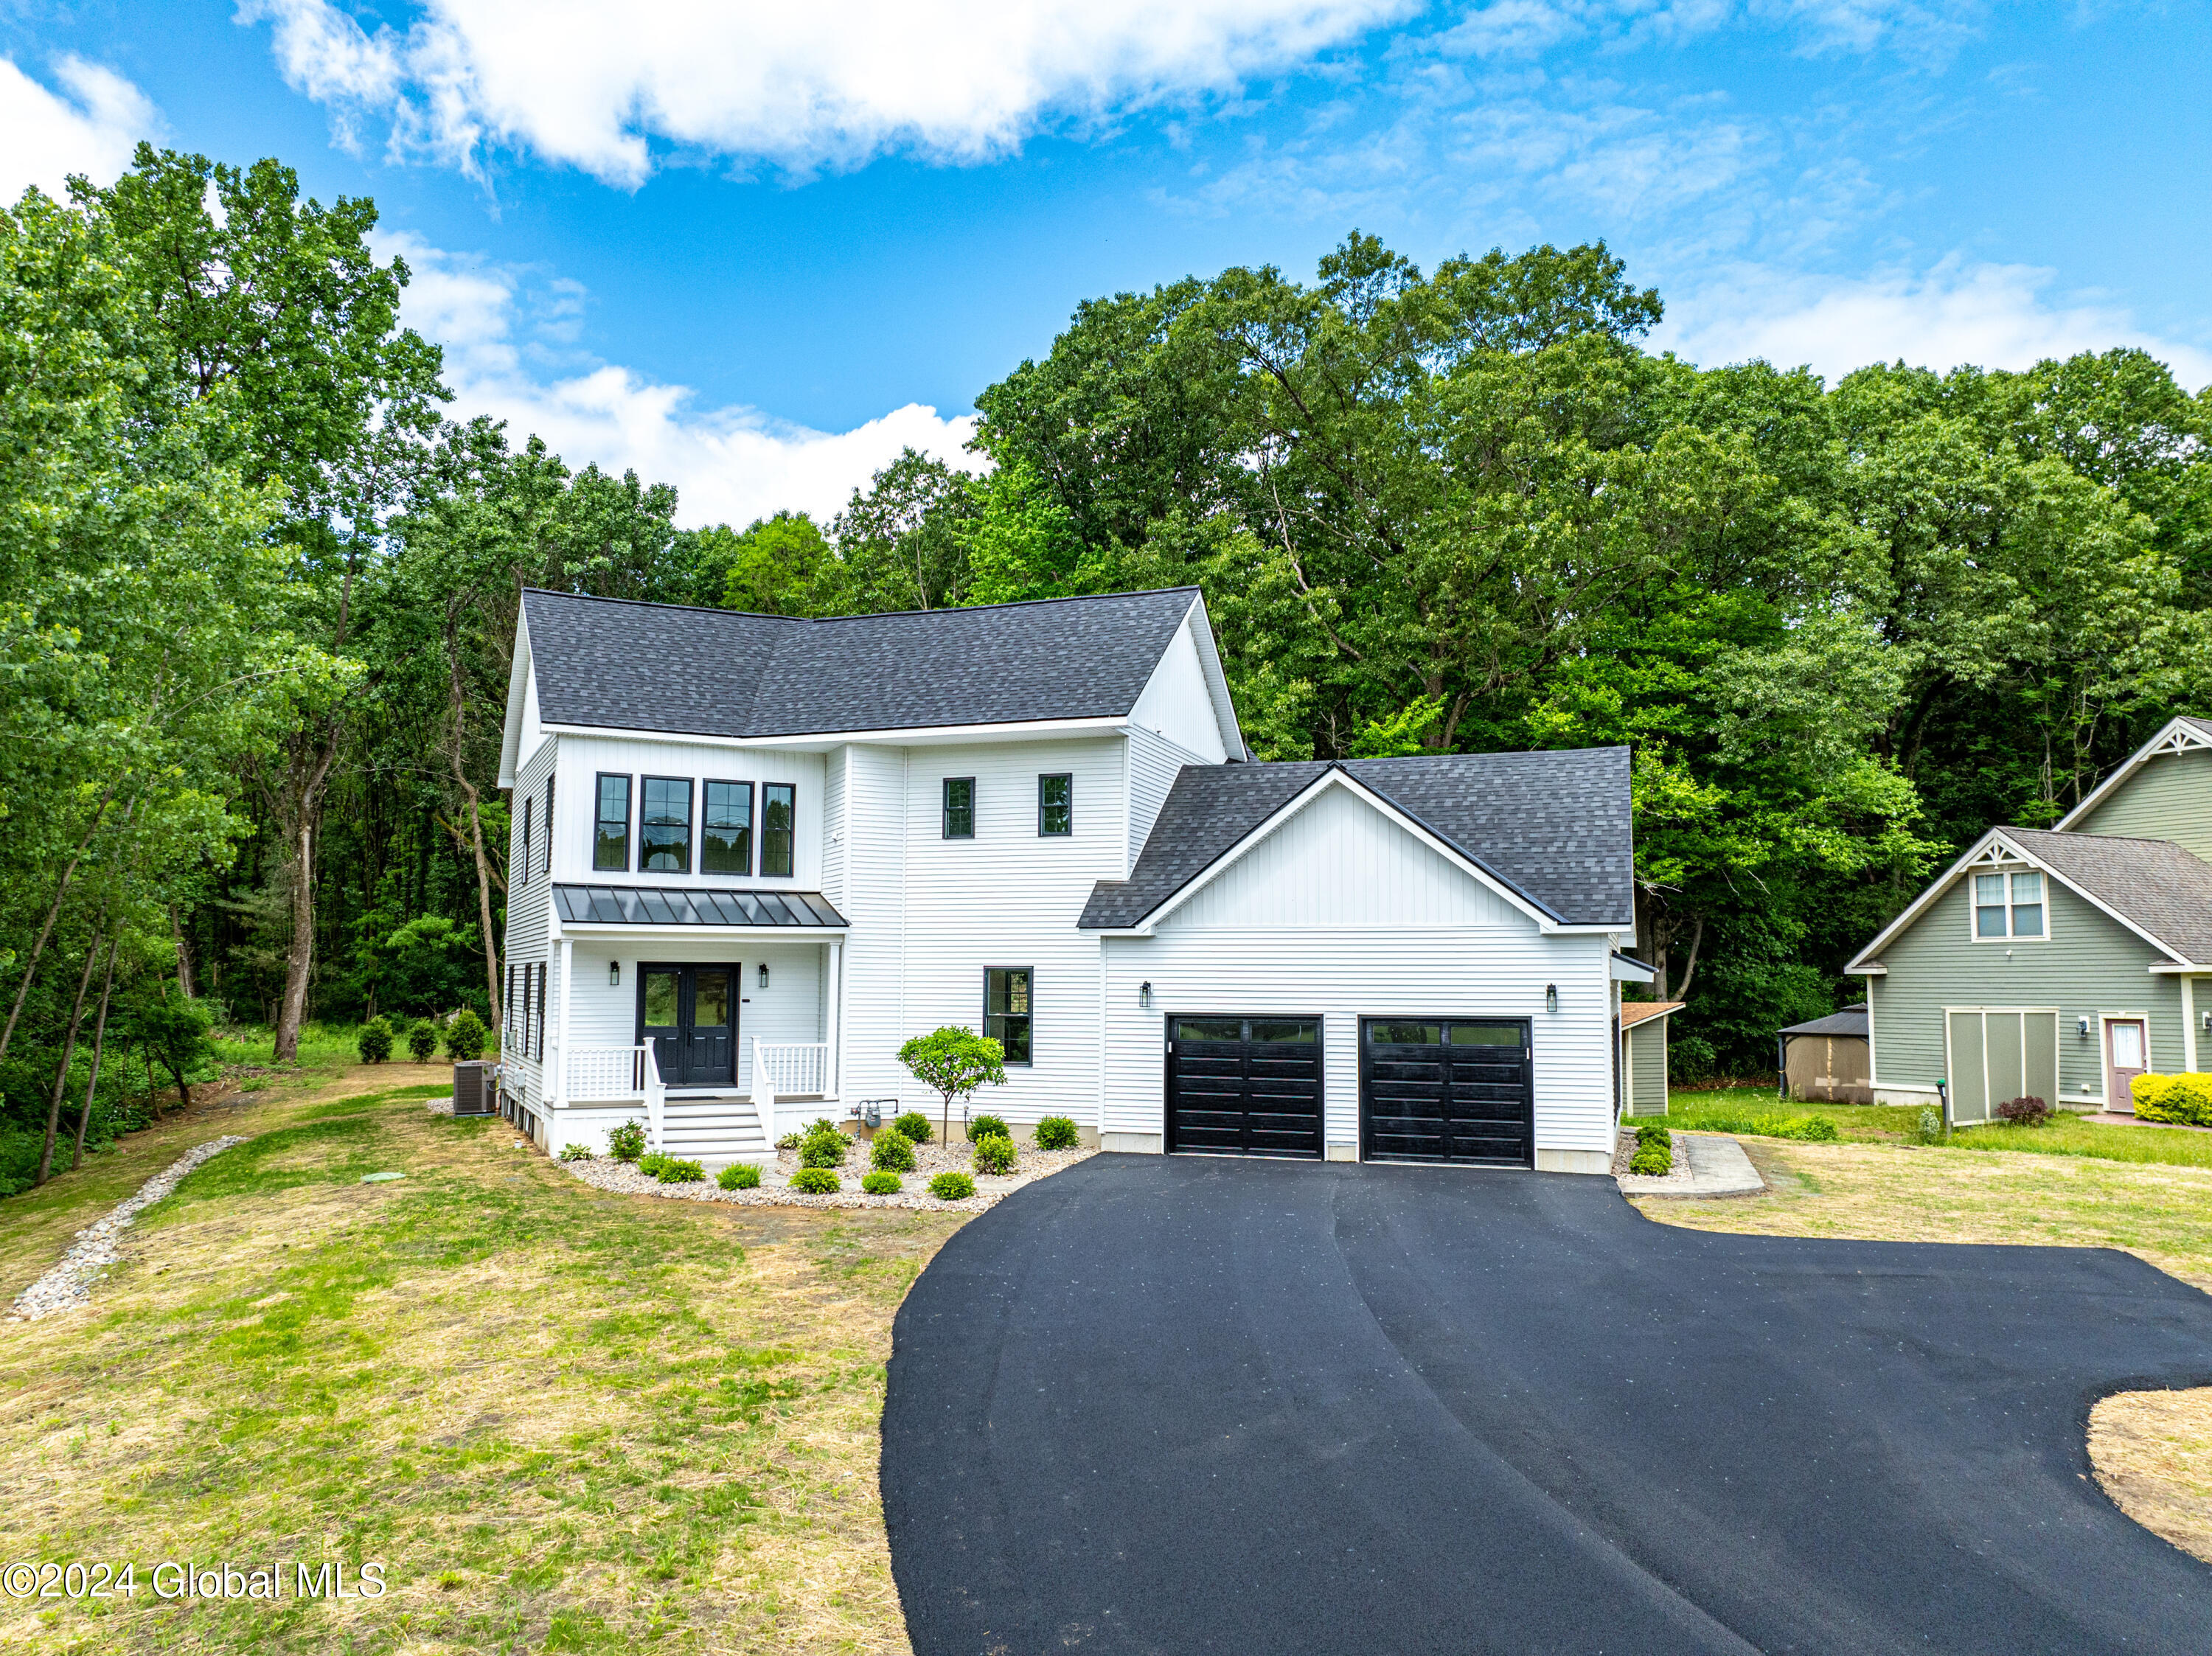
[385,233,981,526]
[1656,258,2212,389]
[240,0,1414,185]
[0,55,159,202]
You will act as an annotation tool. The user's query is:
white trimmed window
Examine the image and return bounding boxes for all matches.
[1972,869,2045,940]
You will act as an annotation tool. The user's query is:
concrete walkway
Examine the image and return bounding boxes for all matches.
[1618,1131,1766,1197]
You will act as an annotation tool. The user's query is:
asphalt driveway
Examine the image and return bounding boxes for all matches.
[883,1155,2212,1655]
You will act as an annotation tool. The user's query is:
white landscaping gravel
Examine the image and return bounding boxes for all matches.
[557,1133,1096,1214]
[6,1136,248,1322]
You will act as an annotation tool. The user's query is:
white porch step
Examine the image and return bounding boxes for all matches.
[658,1095,773,1165]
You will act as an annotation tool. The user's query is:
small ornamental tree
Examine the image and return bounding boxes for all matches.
[898,1026,1007,1149]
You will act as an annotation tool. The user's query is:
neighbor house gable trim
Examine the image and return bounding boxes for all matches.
[1845,827,2195,975]
[2054,714,2212,832]
[1093,765,1599,938]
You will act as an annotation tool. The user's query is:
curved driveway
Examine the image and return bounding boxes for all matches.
[883,1155,2212,1655]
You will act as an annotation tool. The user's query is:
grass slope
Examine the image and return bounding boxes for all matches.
[0,1077,959,1653]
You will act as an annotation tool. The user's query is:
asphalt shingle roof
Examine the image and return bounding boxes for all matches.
[1079,748,1634,929]
[522,585,1208,740]
[1780,1006,1869,1039]
[2004,827,2212,964]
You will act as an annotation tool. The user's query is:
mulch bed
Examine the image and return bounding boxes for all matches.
[556,1134,1097,1213]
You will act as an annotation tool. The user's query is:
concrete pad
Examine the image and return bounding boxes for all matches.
[1617,1131,1764,1197]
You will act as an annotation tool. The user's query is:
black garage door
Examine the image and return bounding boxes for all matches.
[1166,1016,1324,1158]
[1360,1019,1532,1166]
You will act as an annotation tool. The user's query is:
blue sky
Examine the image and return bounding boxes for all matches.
[4,0,2208,527]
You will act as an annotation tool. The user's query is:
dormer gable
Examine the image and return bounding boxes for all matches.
[2057,715,2212,866]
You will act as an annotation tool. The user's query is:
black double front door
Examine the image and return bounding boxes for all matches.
[639,964,737,1087]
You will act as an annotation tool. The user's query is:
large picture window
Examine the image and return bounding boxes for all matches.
[942,776,975,839]
[985,967,1033,1065]
[1038,773,1072,836]
[641,776,692,874]
[594,773,630,872]
[762,782,795,877]
[703,781,754,875]
[1973,869,2045,940]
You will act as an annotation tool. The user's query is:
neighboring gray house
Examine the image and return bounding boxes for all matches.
[1846,717,2212,1120]
[496,585,1652,1173]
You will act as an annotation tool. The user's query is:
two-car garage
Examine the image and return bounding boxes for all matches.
[1164,1014,1534,1167]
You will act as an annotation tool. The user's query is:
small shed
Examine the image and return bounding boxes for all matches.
[1620,1001,1684,1117]
[1778,1007,1871,1104]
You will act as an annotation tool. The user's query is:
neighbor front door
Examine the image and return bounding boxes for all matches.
[639,964,738,1088]
[2107,1018,2148,1111]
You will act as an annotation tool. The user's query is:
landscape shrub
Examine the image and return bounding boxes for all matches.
[558,1143,595,1162]
[799,1126,849,1169]
[1995,1094,2054,1127]
[774,1132,801,1149]
[717,1161,762,1191]
[790,1167,841,1194]
[861,1171,903,1194]
[1792,1115,1840,1142]
[928,1171,976,1201]
[407,1020,439,1062]
[967,1113,1009,1143]
[1034,1115,1079,1151]
[1629,1142,1672,1175]
[637,1152,671,1178]
[893,1111,934,1144]
[444,1009,488,1062]
[869,1130,917,1172]
[356,1017,394,1063]
[655,1158,705,1184]
[1915,1105,1944,1144]
[972,1133,1016,1175]
[2134,1074,2212,1126]
[606,1121,647,1162]
[1633,1119,1672,1149]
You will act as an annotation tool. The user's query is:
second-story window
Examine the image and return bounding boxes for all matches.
[943,776,975,839]
[544,776,555,876]
[762,782,795,877]
[641,776,692,874]
[1039,773,1073,836]
[594,773,630,872]
[519,796,532,885]
[703,781,754,875]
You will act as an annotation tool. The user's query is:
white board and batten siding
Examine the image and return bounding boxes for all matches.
[840,736,1128,1127]
[1100,782,1620,1169]
[557,937,835,1091]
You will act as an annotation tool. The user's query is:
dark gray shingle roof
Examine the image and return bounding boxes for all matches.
[522,586,1207,740]
[1079,748,1633,929]
[1780,1006,1869,1039]
[2005,828,2212,964]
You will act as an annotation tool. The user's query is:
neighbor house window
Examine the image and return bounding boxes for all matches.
[1038,773,1072,836]
[985,967,1033,1065]
[943,777,975,839]
[1973,869,2045,939]
[519,796,532,886]
[703,781,754,875]
[762,783,795,877]
[594,773,631,872]
[641,776,692,874]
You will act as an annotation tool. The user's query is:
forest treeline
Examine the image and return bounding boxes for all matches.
[6,143,2210,1189]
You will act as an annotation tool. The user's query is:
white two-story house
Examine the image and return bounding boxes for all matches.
[496,585,1646,1174]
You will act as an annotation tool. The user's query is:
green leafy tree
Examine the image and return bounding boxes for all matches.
[898,1026,1008,1148]
[704,510,852,615]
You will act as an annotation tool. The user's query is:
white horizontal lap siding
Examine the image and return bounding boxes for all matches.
[888,737,1126,1124]
[549,734,827,888]
[839,745,910,1106]
[562,940,832,1089]
[1125,726,1192,872]
[1102,932,1614,1155]
[505,733,557,1108]
[821,745,848,910]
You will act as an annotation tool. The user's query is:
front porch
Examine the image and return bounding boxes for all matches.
[515,922,847,1164]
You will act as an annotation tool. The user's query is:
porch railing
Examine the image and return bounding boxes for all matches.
[561,1042,668,1149]
[751,1040,832,1148]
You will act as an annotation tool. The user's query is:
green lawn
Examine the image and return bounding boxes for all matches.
[1663,1085,2212,1171]
[0,1073,947,1654]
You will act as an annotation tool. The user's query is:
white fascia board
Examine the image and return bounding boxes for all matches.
[554,925,847,939]
[498,613,532,789]
[1610,955,1658,983]
[540,714,1127,751]
[2054,715,2212,830]
[1843,827,2193,973]
[1119,767,1569,937]
[1183,594,1251,763]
